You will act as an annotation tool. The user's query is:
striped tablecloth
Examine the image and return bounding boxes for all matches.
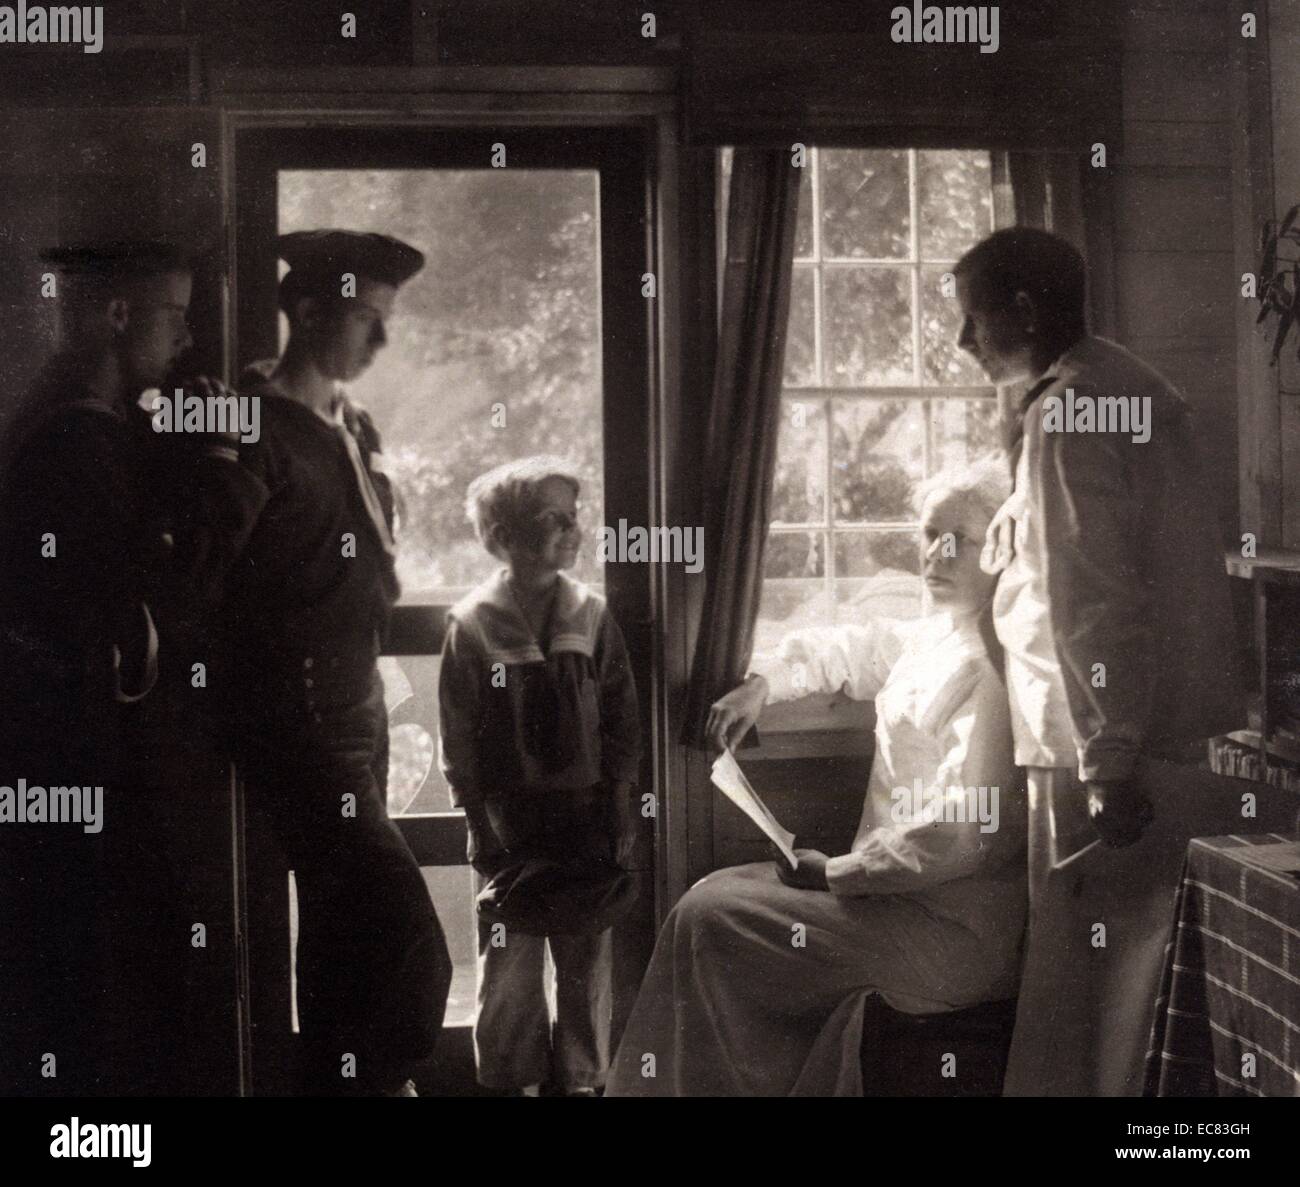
[1144,834,1300,1096]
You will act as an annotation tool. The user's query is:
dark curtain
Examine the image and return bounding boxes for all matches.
[680,149,801,749]
[1006,151,1086,246]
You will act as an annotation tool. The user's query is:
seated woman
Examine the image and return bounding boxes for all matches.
[606,458,1027,1096]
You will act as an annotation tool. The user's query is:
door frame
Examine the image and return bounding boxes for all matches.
[223,103,689,1092]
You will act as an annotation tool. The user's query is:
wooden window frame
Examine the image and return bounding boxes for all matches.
[731,146,1002,751]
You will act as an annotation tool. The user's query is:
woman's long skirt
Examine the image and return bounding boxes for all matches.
[607,861,1024,1097]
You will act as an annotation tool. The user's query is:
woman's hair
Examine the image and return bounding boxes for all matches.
[912,453,1011,528]
[465,455,582,560]
[913,454,1013,677]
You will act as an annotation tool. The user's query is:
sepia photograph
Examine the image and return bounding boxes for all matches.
[0,0,1295,1170]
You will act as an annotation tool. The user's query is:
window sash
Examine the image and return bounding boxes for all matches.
[755,147,1001,596]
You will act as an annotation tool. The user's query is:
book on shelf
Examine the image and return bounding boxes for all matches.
[1209,734,1300,794]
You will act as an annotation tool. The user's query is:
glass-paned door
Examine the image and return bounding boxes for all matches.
[235,125,652,1093]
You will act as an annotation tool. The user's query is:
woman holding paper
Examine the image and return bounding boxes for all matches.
[606,458,1027,1096]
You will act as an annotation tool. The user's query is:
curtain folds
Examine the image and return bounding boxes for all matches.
[680,149,801,749]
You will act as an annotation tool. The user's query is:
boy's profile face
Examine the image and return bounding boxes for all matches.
[116,269,195,392]
[955,272,1037,386]
[298,277,397,383]
[501,475,582,573]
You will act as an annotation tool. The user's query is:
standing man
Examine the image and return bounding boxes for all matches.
[0,240,246,1095]
[953,227,1244,1095]
[205,230,451,1096]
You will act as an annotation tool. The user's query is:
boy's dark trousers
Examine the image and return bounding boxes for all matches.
[0,658,190,1097]
[236,673,452,1095]
[472,786,615,1092]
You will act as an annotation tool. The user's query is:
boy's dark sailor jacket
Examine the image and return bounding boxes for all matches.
[147,362,401,727]
[438,569,640,806]
[0,356,257,750]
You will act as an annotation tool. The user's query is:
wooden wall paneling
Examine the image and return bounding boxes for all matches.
[1122,121,1230,170]
[1121,51,1228,123]
[1081,163,1120,341]
[1115,251,1234,341]
[1269,0,1300,546]
[1232,1,1283,545]
[1125,4,1229,52]
[0,166,60,427]
[1111,4,1239,533]
[1111,172,1232,253]
[1283,396,1300,550]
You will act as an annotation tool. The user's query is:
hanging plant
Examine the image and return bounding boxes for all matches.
[1257,204,1300,365]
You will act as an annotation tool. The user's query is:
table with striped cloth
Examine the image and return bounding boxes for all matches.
[1145,834,1300,1096]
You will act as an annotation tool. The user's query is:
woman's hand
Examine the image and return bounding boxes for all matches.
[707,675,769,752]
[773,846,830,891]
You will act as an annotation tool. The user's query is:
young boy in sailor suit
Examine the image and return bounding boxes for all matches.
[438,456,640,1095]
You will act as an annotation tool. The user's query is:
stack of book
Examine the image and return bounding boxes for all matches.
[1209,733,1300,795]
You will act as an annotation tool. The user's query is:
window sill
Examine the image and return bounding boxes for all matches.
[743,693,875,761]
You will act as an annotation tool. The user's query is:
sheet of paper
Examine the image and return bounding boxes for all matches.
[710,747,798,867]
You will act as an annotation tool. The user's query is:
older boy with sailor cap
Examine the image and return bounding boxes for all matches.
[0,239,248,1094]
[195,229,451,1096]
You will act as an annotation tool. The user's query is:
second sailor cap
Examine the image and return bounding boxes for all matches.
[277,230,425,288]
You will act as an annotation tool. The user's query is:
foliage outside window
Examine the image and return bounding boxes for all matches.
[279,168,605,605]
[721,148,1003,654]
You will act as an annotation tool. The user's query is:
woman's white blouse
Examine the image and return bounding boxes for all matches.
[748,613,1025,897]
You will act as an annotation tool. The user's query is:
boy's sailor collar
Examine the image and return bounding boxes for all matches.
[486,567,589,626]
[241,360,349,427]
[455,568,600,662]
